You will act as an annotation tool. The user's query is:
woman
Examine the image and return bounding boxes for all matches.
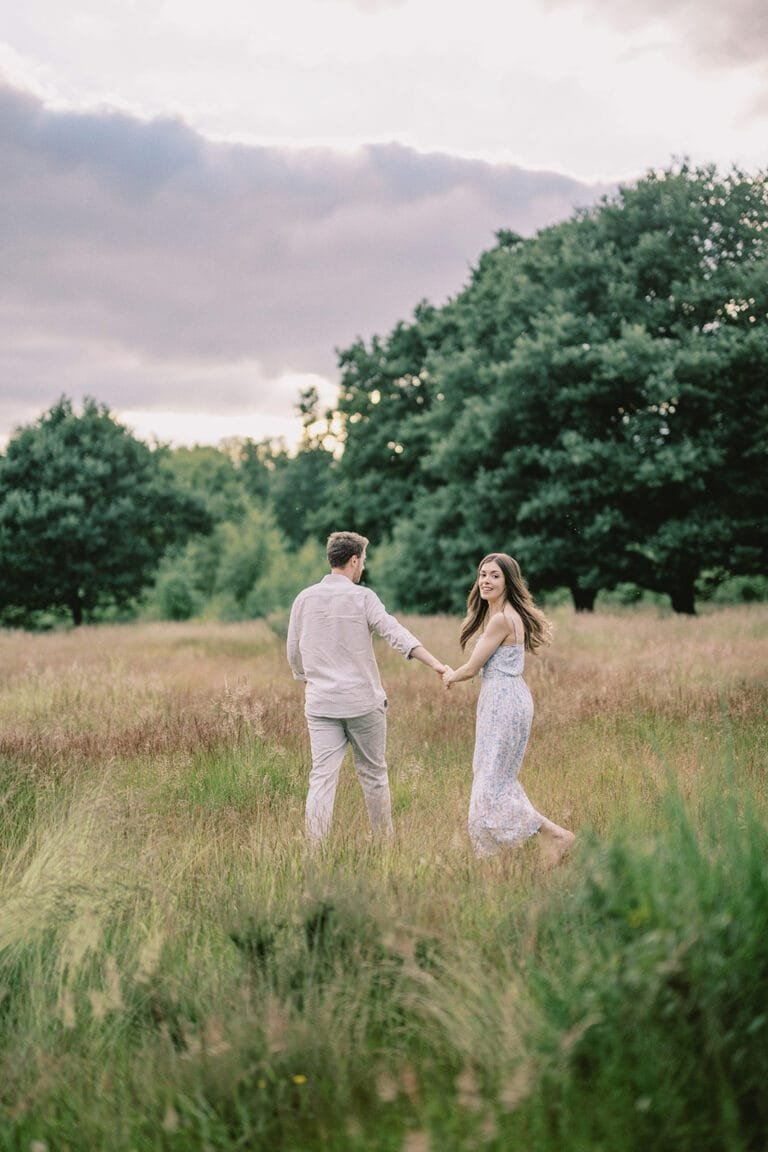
[443,553,575,862]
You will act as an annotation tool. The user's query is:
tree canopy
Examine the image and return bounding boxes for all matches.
[324,163,768,613]
[0,398,211,625]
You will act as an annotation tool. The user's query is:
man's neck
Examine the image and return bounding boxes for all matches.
[331,566,356,582]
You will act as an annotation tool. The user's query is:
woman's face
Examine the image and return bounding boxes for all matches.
[477,561,506,605]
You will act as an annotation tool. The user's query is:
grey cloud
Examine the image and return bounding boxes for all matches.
[545,0,768,70]
[0,82,607,434]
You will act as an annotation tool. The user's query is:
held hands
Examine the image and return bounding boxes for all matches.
[429,660,455,687]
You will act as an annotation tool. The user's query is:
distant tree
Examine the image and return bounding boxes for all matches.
[0,397,211,626]
[233,437,275,503]
[162,444,249,523]
[329,302,461,541]
[159,442,253,608]
[145,496,327,622]
[268,386,336,546]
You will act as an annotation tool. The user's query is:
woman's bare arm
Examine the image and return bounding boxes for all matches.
[443,614,511,685]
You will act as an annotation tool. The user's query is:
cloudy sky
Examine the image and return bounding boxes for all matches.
[2,0,766,450]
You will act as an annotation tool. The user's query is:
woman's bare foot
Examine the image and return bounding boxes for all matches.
[537,819,576,867]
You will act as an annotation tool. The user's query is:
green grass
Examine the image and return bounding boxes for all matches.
[0,607,766,1150]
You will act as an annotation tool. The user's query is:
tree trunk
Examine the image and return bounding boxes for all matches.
[670,580,697,615]
[70,596,83,626]
[570,585,597,612]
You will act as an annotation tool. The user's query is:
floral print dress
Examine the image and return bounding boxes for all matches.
[468,643,543,857]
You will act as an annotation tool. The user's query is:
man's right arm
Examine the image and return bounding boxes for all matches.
[286,599,306,681]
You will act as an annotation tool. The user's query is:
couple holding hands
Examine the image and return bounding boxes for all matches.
[287,531,574,863]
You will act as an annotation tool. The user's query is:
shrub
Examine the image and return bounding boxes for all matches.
[509,783,768,1151]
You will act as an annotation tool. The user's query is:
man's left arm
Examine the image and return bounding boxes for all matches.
[286,600,306,681]
[408,644,448,676]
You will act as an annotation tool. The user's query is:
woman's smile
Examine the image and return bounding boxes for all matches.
[478,563,505,598]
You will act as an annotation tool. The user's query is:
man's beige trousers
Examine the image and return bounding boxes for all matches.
[305,705,392,844]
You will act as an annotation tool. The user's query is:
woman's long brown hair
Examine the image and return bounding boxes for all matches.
[459,553,552,653]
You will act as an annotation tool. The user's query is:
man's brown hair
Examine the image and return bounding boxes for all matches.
[327,531,369,569]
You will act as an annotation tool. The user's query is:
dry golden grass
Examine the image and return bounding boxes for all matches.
[1,606,765,823]
[1,605,764,925]
[0,620,298,771]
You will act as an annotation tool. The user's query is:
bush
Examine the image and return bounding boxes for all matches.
[145,507,327,622]
[509,782,768,1151]
[148,553,205,621]
[708,574,768,605]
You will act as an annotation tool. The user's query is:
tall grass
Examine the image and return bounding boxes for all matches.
[0,607,766,1150]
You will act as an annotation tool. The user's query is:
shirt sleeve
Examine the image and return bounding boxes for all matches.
[364,589,421,658]
[286,597,306,681]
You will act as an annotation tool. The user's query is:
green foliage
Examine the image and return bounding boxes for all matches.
[8,165,765,626]
[2,738,767,1150]
[139,402,334,622]
[269,444,336,547]
[702,573,768,604]
[331,163,768,614]
[144,502,327,621]
[372,486,486,614]
[150,551,206,621]
[211,505,316,619]
[161,444,250,523]
[0,397,211,625]
[329,305,460,542]
[509,784,768,1151]
[214,511,276,611]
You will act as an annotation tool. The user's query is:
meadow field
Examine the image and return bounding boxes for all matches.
[0,606,766,1151]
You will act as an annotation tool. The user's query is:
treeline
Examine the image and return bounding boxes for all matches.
[1,162,766,627]
[0,397,330,628]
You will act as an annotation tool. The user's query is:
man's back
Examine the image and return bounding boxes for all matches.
[287,573,419,718]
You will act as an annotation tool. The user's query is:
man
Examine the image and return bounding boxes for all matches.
[287,530,447,845]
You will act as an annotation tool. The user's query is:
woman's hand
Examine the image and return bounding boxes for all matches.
[442,667,455,687]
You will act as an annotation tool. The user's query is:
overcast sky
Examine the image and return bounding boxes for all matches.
[2,0,766,449]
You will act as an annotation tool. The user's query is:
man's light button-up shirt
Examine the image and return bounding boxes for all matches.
[286,574,421,718]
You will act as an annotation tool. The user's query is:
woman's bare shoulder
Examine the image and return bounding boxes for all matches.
[501,605,524,643]
[483,612,510,638]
